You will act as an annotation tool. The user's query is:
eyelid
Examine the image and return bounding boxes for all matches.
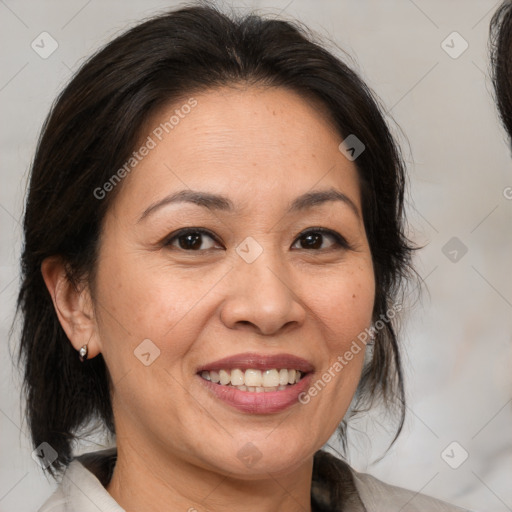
[291,227,353,251]
[162,226,352,252]
[162,227,223,249]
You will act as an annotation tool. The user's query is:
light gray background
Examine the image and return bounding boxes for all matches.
[1,1,511,511]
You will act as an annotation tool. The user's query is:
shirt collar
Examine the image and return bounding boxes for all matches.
[66,448,366,512]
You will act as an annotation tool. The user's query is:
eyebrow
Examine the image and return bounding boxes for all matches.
[137,187,360,223]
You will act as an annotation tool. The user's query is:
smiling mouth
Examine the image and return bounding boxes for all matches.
[199,368,306,392]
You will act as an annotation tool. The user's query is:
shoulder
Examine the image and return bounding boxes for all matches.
[351,468,473,512]
[37,449,122,512]
[313,449,475,512]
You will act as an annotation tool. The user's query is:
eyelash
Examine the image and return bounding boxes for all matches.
[162,227,352,252]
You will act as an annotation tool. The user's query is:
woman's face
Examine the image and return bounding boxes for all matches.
[92,86,375,477]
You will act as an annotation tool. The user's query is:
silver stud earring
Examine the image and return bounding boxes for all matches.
[79,344,88,362]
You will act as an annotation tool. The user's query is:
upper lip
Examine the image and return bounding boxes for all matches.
[197,352,315,373]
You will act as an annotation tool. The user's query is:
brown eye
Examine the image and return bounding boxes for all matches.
[164,229,221,251]
[292,228,350,251]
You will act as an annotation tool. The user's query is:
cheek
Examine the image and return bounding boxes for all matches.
[309,261,375,343]
[307,261,374,393]
[297,262,374,436]
[92,257,201,419]
[92,248,234,388]
[92,250,198,364]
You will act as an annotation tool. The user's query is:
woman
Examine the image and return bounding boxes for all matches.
[17,4,470,511]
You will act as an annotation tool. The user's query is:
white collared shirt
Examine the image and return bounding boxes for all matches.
[38,450,472,512]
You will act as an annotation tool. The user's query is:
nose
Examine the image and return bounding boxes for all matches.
[219,248,306,336]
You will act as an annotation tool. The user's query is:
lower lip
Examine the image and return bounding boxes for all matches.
[197,373,314,414]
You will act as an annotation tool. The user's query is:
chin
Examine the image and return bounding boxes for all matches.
[202,435,317,479]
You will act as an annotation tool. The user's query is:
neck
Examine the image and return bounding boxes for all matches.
[106,436,314,512]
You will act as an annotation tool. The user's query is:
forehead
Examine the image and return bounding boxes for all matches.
[111,86,362,219]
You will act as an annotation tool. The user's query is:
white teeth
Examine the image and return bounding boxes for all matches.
[200,368,304,390]
[262,369,280,387]
[219,369,230,385]
[231,368,244,386]
[244,369,262,387]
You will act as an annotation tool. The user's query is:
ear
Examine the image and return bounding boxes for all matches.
[41,256,101,359]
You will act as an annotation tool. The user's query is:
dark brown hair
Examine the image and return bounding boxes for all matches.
[491,0,512,140]
[17,2,415,476]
